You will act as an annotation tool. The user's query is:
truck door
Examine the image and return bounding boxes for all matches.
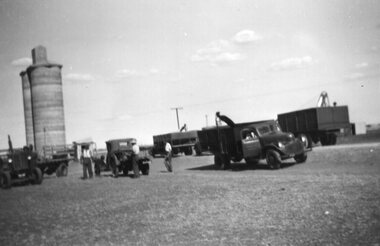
[241,128,261,158]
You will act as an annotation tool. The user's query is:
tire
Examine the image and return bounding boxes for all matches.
[0,171,12,189]
[298,134,311,149]
[184,147,193,156]
[194,143,202,156]
[214,154,222,167]
[123,168,129,176]
[56,163,68,177]
[31,167,43,185]
[141,165,150,175]
[220,154,231,170]
[266,150,281,169]
[294,153,307,163]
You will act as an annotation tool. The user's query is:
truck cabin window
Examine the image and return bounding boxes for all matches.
[243,130,257,141]
[257,125,276,136]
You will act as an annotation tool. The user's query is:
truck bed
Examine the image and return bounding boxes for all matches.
[278,106,350,133]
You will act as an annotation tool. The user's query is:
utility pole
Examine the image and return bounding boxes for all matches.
[171,107,183,130]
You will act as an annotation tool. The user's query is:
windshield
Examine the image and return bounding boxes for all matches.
[256,124,279,136]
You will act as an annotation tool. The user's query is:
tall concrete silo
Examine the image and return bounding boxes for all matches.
[20,70,34,147]
[26,45,66,151]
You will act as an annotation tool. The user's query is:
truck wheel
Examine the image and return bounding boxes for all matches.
[31,167,43,185]
[194,142,202,156]
[294,153,307,163]
[221,155,231,170]
[214,154,222,167]
[266,150,281,169]
[184,147,193,156]
[123,168,129,176]
[298,134,311,149]
[141,165,150,175]
[56,163,68,177]
[0,171,12,189]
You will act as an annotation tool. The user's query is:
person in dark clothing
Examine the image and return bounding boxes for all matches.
[81,145,93,179]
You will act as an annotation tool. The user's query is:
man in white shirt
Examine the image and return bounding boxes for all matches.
[131,139,140,178]
[80,145,93,179]
[164,142,172,172]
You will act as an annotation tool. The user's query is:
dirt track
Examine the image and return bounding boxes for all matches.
[1,142,380,245]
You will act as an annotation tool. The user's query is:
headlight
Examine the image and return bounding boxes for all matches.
[8,159,12,163]
[278,142,285,148]
[27,156,32,160]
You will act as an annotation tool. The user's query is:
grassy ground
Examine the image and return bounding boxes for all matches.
[1,143,380,245]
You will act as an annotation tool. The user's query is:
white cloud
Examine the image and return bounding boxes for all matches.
[115,69,140,78]
[65,73,95,81]
[270,56,315,71]
[355,62,368,69]
[345,72,364,80]
[11,57,32,66]
[233,30,262,44]
[191,39,243,64]
[149,68,160,74]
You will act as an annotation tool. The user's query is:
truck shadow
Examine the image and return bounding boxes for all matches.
[187,161,296,171]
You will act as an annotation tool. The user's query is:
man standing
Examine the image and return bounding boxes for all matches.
[164,142,172,172]
[81,145,93,179]
[131,139,140,178]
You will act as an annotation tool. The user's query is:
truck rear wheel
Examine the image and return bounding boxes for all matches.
[141,165,150,175]
[56,163,68,177]
[194,142,202,156]
[214,153,230,169]
[31,167,43,185]
[214,154,222,167]
[266,150,281,169]
[0,171,12,189]
[184,147,193,156]
[221,155,230,170]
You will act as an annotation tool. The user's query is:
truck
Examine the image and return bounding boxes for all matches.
[277,106,351,148]
[100,138,151,177]
[152,130,202,157]
[37,145,74,177]
[0,136,43,189]
[198,112,308,170]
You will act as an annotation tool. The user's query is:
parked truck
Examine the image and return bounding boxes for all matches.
[277,106,351,148]
[101,138,151,177]
[0,136,43,189]
[37,145,74,177]
[152,130,202,157]
[198,112,308,170]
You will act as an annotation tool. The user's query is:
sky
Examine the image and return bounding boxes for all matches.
[0,0,379,149]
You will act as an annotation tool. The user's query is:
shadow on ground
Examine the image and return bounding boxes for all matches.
[187,161,296,172]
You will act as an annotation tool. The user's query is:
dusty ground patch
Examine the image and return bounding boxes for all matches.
[1,143,380,245]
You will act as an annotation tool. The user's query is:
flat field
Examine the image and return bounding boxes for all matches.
[1,142,380,245]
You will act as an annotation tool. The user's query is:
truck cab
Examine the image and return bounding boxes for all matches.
[241,121,307,168]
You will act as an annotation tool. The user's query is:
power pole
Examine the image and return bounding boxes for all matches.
[171,107,183,130]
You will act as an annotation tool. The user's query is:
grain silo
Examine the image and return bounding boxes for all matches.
[26,46,66,151]
[20,70,34,147]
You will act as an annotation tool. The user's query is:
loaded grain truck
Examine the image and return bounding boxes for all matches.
[152,130,202,157]
[198,112,308,170]
[277,106,351,148]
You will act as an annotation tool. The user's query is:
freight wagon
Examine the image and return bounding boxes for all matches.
[277,106,351,148]
[152,130,202,157]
